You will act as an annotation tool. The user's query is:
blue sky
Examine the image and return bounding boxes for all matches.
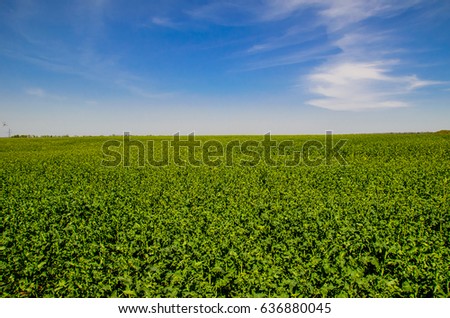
[0,0,449,136]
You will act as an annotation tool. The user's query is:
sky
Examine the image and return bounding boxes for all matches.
[0,0,449,136]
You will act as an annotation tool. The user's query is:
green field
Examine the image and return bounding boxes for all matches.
[1,133,449,297]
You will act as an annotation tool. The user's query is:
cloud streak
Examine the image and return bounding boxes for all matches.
[0,0,173,101]
[240,45,336,71]
[3,0,448,116]
[271,0,444,111]
[305,61,442,111]
[190,1,443,110]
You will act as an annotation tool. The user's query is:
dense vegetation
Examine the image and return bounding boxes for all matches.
[1,134,449,297]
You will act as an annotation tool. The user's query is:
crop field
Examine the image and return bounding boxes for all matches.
[1,133,449,297]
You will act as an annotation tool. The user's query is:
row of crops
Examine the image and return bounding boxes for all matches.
[1,134,449,297]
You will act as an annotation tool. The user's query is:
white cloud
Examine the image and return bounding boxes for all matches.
[262,0,422,28]
[233,0,439,112]
[260,0,444,111]
[405,76,445,90]
[310,62,390,84]
[306,61,440,111]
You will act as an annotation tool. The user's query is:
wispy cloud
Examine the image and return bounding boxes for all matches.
[190,1,441,106]
[241,45,336,71]
[246,25,322,54]
[305,61,442,111]
[3,0,448,115]
[0,0,173,101]
[261,0,423,27]
[261,0,444,111]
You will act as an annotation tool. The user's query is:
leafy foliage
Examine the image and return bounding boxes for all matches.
[1,134,449,297]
